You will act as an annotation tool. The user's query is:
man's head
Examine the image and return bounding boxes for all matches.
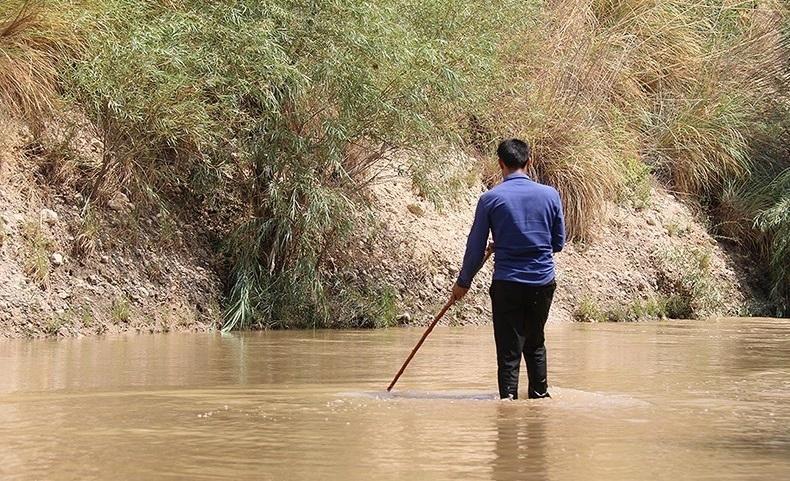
[497,138,531,173]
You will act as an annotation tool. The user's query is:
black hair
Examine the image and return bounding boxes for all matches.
[496,138,531,169]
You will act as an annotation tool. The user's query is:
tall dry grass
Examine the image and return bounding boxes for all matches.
[478,0,788,243]
[0,1,79,129]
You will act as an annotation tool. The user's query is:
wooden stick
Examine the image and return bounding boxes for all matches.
[386,298,455,392]
[386,250,492,392]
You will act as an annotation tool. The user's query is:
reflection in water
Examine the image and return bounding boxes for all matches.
[0,318,788,481]
[492,402,547,481]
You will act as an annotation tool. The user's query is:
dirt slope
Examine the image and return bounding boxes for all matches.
[369,164,755,326]
[0,122,221,339]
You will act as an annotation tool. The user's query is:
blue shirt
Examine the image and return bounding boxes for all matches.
[457,172,565,288]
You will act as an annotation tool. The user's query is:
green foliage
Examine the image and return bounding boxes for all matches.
[655,245,727,319]
[574,296,606,323]
[717,167,789,316]
[619,156,653,210]
[110,296,131,324]
[574,295,670,322]
[2,0,788,326]
[58,0,510,330]
[754,171,790,315]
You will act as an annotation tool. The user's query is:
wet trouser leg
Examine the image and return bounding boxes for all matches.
[490,280,556,399]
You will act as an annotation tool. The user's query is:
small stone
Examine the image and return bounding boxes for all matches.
[100,255,109,264]
[40,208,59,225]
[406,203,424,217]
[51,253,64,266]
[396,313,411,323]
[646,217,656,226]
[58,291,70,299]
[108,192,131,212]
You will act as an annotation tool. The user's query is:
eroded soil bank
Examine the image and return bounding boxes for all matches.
[0,122,760,338]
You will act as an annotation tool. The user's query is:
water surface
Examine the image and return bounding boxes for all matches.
[1,318,788,480]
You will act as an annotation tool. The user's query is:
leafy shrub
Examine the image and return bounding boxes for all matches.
[55,0,513,330]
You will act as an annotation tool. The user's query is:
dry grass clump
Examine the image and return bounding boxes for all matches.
[20,219,51,284]
[478,0,788,242]
[483,1,635,240]
[0,1,80,128]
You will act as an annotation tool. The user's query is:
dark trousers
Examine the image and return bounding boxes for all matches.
[490,279,556,399]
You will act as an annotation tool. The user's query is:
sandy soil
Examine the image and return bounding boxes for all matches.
[368,162,755,326]
[0,122,221,338]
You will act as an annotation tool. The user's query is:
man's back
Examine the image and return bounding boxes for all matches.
[483,173,564,286]
[456,172,564,289]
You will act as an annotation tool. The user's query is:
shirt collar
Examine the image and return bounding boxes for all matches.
[503,172,529,182]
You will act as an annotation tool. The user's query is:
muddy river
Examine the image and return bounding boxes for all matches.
[1,318,788,480]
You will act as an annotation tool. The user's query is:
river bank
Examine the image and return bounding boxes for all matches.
[0,120,762,338]
[2,0,787,337]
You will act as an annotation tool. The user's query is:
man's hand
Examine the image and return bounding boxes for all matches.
[451,282,469,303]
[486,241,495,256]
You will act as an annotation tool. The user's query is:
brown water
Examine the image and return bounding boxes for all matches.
[1,318,788,481]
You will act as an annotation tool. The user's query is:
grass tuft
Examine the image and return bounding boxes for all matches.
[20,220,51,283]
[110,297,131,324]
[655,245,727,319]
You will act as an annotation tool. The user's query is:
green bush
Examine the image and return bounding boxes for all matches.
[574,295,671,323]
[655,245,730,319]
[54,0,516,330]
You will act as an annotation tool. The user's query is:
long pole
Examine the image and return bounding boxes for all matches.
[386,251,492,392]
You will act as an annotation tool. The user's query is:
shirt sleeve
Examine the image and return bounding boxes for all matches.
[551,191,566,253]
[456,196,490,288]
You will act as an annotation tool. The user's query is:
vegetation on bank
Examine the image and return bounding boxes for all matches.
[0,0,787,328]
[574,244,738,322]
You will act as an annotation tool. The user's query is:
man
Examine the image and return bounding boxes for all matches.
[452,138,565,400]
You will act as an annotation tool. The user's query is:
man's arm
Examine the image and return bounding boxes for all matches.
[455,196,490,293]
[551,192,565,253]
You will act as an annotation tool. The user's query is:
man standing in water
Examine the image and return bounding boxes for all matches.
[451,138,565,400]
